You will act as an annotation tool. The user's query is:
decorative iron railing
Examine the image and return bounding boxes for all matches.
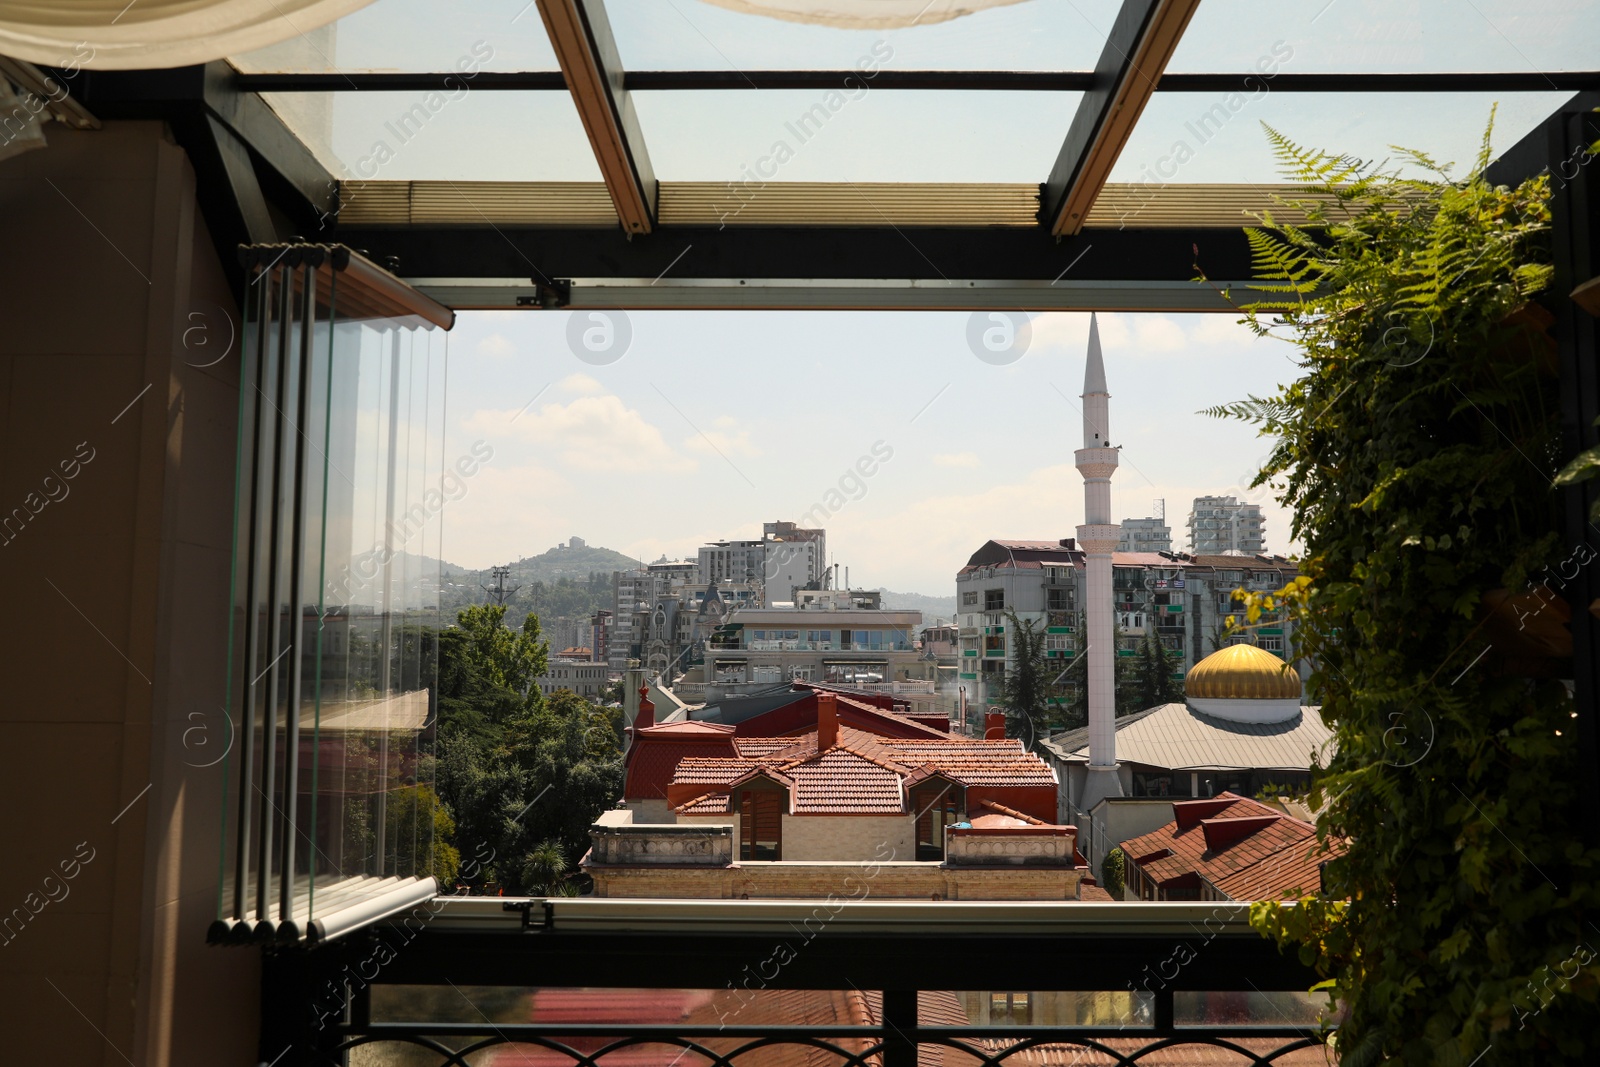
[257,899,1333,1067]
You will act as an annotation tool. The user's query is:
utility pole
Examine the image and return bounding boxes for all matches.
[482,565,520,606]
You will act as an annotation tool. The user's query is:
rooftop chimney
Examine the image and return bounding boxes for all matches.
[636,685,655,730]
[984,712,1006,740]
[817,692,839,750]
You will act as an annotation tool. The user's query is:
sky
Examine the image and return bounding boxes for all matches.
[232,0,1599,593]
[438,309,1302,595]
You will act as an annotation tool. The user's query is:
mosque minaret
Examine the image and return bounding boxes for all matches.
[1075,313,1125,808]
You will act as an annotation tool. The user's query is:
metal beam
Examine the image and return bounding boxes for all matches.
[537,0,656,235]
[1044,0,1204,237]
[73,65,336,227]
[232,69,1600,94]
[330,224,1247,288]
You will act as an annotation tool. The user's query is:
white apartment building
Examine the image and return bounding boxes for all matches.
[698,539,767,586]
[1187,495,1267,554]
[536,658,609,700]
[698,523,828,607]
[1117,516,1173,553]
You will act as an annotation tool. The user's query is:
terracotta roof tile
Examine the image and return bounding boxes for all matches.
[1120,792,1346,901]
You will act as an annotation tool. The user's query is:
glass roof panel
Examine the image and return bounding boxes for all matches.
[608,0,1121,71]
[1169,0,1598,73]
[1110,91,1571,184]
[262,91,601,181]
[634,89,1079,182]
[232,0,558,73]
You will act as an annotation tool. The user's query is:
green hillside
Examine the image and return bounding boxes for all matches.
[440,541,651,628]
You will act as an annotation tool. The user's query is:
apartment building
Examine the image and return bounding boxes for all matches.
[1117,516,1173,553]
[955,540,1307,717]
[1186,496,1267,554]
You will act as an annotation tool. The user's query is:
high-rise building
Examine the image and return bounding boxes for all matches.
[1117,516,1172,553]
[1187,495,1266,554]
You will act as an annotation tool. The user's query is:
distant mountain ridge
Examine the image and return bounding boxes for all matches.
[876,588,956,621]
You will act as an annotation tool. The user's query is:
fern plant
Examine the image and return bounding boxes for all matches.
[1201,116,1599,1066]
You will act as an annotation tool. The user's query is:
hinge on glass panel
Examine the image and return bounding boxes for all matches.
[516,279,572,309]
[502,900,555,931]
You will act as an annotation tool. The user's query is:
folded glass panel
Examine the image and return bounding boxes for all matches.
[230,0,558,73]
[215,245,453,945]
[1169,0,1599,73]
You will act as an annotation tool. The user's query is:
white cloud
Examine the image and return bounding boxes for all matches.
[683,415,761,458]
[933,451,980,468]
[558,372,606,396]
[464,395,695,473]
[475,333,516,359]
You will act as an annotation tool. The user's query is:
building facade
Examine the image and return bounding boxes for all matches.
[1186,495,1267,554]
[955,544,1307,719]
[537,658,610,699]
[1117,516,1173,553]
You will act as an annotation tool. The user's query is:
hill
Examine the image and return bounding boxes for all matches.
[876,588,956,622]
[439,540,649,638]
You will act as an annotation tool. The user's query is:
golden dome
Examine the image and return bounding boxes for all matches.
[1185,643,1302,700]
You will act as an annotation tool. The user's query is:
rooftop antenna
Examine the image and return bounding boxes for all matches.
[482,565,520,606]
[1155,498,1165,521]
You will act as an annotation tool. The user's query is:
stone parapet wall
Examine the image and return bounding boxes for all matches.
[588,860,1084,900]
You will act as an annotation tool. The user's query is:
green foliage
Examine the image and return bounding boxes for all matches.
[1203,117,1600,1065]
[1002,611,1052,749]
[385,783,461,886]
[1053,610,1142,730]
[1137,628,1184,710]
[521,840,568,895]
[1102,847,1126,899]
[434,606,623,893]
[453,603,549,697]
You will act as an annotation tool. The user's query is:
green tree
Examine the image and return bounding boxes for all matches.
[1137,628,1165,711]
[1001,611,1050,750]
[1101,847,1126,899]
[385,783,461,886]
[1203,118,1600,1066]
[454,603,548,697]
[521,840,568,894]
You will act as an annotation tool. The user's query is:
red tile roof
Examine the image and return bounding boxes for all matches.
[1120,792,1345,901]
[662,724,1058,818]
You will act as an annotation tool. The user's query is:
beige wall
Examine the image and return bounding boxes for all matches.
[781,815,915,863]
[589,861,1084,900]
[0,121,255,1066]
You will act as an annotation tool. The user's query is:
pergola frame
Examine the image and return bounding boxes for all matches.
[63,0,1600,308]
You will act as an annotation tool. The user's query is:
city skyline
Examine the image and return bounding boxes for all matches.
[440,309,1301,594]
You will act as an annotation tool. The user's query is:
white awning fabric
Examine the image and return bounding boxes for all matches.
[0,0,375,70]
[696,0,1028,29]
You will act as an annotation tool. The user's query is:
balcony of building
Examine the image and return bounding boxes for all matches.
[4,2,1598,1065]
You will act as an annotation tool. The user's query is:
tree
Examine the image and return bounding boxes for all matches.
[434,606,623,893]
[454,603,548,697]
[1203,119,1599,1066]
[1001,611,1050,750]
[385,783,461,887]
[1137,628,1185,709]
[1101,847,1126,899]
